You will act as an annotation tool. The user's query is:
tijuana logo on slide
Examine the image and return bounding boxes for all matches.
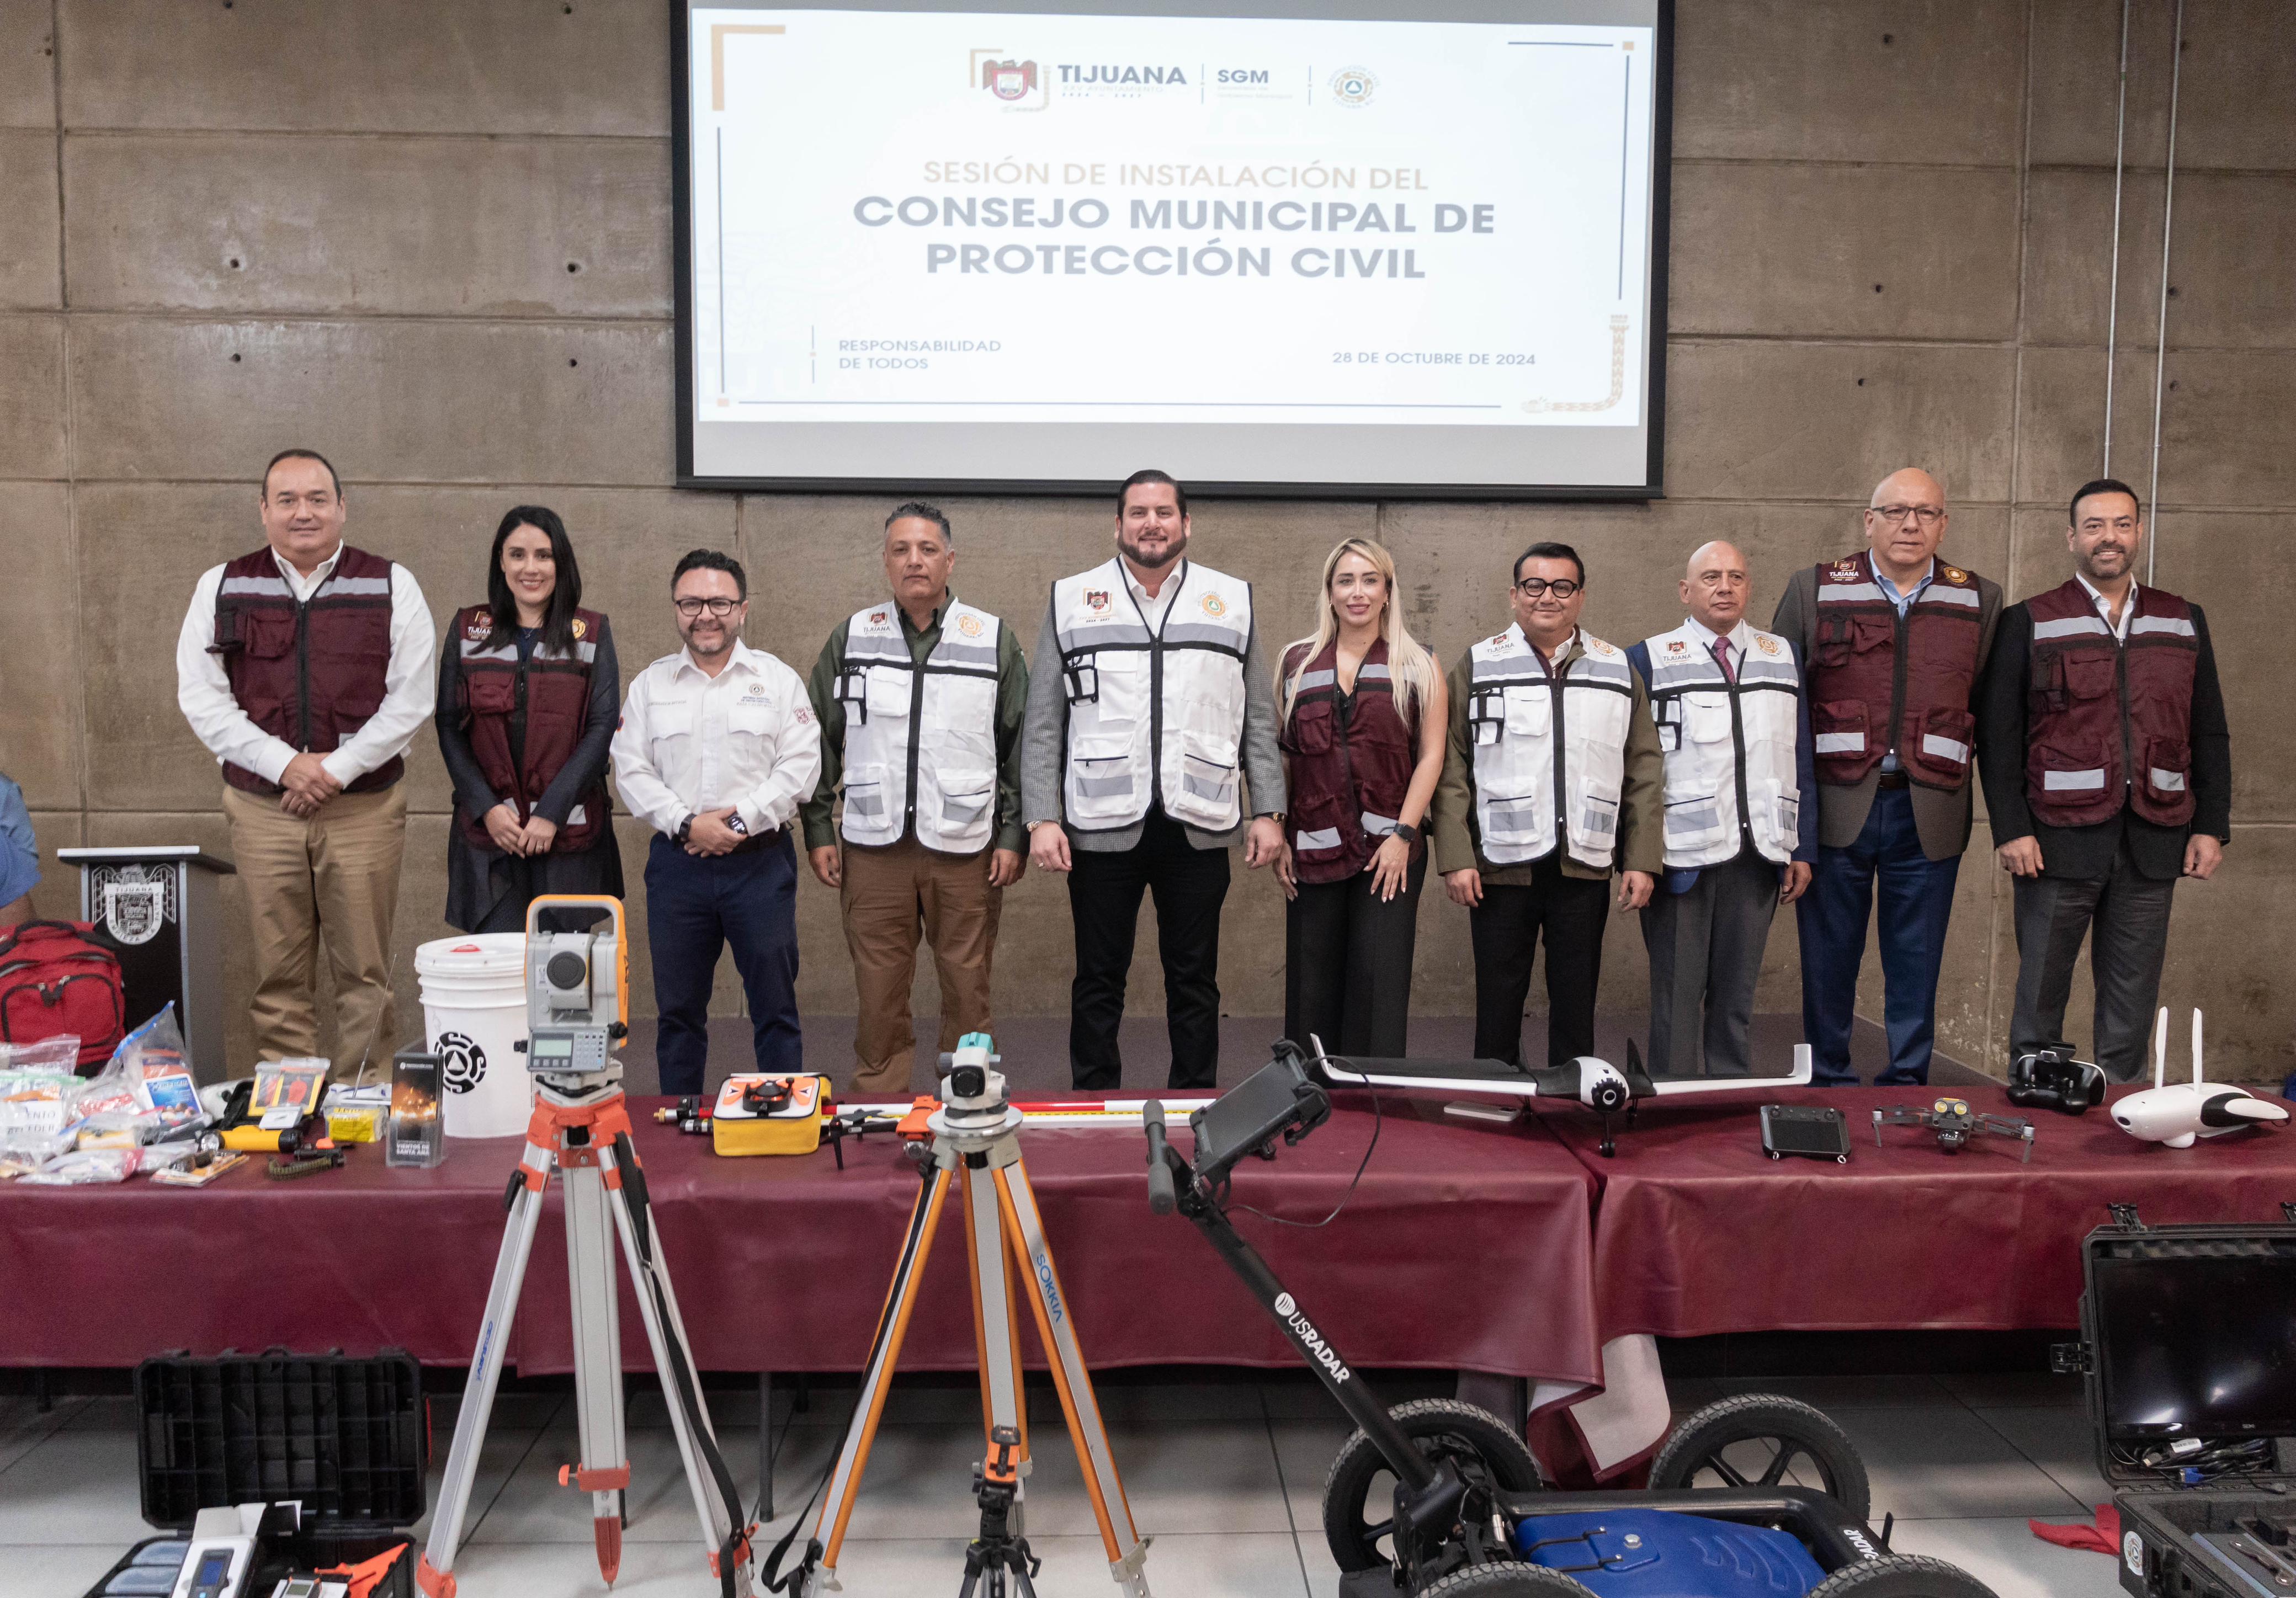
[982,58,1037,100]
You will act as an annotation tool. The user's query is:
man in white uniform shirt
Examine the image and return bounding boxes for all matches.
[176,449,435,1076]
[610,550,821,1095]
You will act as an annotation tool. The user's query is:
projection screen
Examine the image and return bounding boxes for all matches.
[674,1,1672,497]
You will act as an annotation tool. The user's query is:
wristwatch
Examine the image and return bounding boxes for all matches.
[674,813,695,845]
[726,814,749,837]
[1391,821,1421,845]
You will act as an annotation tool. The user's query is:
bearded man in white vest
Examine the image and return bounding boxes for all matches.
[1021,470,1287,1090]
[1626,541,1818,1077]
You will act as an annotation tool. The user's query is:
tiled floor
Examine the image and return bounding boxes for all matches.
[6,1369,2123,1597]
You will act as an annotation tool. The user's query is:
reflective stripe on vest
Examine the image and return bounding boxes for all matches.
[1466,624,1631,869]
[1640,622,1802,869]
[1804,551,1983,793]
[2022,579,2199,829]
[835,599,1003,852]
[1054,557,1252,834]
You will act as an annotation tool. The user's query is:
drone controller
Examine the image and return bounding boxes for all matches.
[2007,1047,2108,1115]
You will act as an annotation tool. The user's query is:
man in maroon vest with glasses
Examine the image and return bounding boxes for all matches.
[1978,479,2231,1081]
[176,450,437,1077]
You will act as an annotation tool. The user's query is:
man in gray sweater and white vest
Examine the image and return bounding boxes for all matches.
[1022,470,1287,1090]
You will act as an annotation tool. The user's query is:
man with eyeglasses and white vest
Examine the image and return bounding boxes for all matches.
[1021,469,1285,1090]
[802,503,1029,1095]
[1771,468,2001,1086]
[1978,479,2230,1081]
[1628,542,1819,1077]
[1429,542,1662,1069]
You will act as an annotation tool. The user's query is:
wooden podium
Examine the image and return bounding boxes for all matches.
[55,846,235,1081]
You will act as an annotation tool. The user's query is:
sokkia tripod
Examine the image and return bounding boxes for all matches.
[417,898,756,1598]
[788,1035,1151,1598]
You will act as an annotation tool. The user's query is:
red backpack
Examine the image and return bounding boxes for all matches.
[0,920,127,1072]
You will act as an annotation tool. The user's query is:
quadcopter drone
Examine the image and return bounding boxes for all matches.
[1306,1038,1814,1156]
[1873,1097,2035,1161]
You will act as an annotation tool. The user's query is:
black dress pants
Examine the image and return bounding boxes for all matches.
[1469,853,1611,1067]
[1284,853,1426,1057]
[1067,808,1231,1089]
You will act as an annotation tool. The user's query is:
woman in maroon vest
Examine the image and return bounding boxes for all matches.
[434,507,625,932]
[1274,538,1449,1056]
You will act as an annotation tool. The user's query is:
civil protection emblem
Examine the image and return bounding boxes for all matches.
[437,1031,487,1095]
[1756,635,1781,655]
[571,617,587,640]
[1944,567,1965,583]
[1200,593,1227,619]
[958,614,984,637]
[97,865,171,946]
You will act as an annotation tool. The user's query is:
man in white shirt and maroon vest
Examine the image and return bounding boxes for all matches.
[174,450,438,1075]
[1978,479,2231,1080]
[1771,468,2001,1085]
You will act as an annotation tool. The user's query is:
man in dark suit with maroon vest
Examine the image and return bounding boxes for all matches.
[1978,479,2231,1081]
[176,450,437,1075]
[1771,468,2002,1085]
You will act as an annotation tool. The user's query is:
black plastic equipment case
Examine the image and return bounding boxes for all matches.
[2058,1213,2296,1598]
[129,1347,427,1597]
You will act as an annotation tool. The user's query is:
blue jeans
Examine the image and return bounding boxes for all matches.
[645,832,801,1095]
[1795,786,1960,1086]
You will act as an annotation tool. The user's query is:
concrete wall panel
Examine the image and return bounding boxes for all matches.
[23,812,83,923]
[1666,342,2017,504]
[2023,168,2164,349]
[69,318,673,486]
[1672,0,2024,166]
[0,482,80,810]
[2027,0,2176,171]
[63,134,672,317]
[0,316,66,478]
[0,9,53,129]
[57,1,670,136]
[0,131,60,309]
[2012,347,2159,510]
[1670,163,2021,341]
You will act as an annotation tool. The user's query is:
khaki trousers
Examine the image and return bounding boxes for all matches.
[838,836,1001,1094]
[222,783,408,1076]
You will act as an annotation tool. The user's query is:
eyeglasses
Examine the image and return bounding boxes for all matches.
[1869,505,1946,527]
[1515,578,1581,599]
[674,597,742,618]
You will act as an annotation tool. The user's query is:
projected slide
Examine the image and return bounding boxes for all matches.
[678,3,1666,493]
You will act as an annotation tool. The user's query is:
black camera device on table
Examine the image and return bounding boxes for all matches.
[2057,1206,2296,1597]
[2008,1046,2109,1115]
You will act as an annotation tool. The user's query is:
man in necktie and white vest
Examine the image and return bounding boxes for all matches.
[1428,541,1663,1068]
[1020,470,1287,1090]
[1770,468,2002,1086]
[1978,479,2231,1080]
[1627,542,1819,1076]
[174,449,438,1077]
[802,503,1030,1095]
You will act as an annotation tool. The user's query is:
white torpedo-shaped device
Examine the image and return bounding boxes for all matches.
[2110,1009,2289,1148]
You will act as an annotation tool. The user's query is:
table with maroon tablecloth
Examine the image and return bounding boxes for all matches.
[1521,1081,2296,1479]
[0,1095,1604,1392]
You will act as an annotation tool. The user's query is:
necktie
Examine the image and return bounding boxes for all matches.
[1711,638,1736,684]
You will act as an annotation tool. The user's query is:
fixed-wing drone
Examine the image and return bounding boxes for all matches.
[2112,1008,2289,1148]
[1305,1039,1813,1156]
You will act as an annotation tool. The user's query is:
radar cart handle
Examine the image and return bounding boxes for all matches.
[1144,1100,1176,1216]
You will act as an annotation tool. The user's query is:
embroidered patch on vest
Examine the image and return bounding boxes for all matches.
[958,614,984,637]
[1755,635,1781,654]
[1201,593,1227,618]
[1085,590,1109,611]
[571,617,586,639]
[869,610,887,624]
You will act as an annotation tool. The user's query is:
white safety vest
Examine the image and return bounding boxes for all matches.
[1638,621,1803,869]
[1053,557,1253,834]
[831,598,1002,853]
[1466,624,1634,868]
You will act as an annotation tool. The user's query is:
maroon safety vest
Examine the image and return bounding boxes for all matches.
[2022,579,2198,829]
[1277,637,1420,884]
[210,545,401,795]
[1804,551,1985,793]
[452,605,609,853]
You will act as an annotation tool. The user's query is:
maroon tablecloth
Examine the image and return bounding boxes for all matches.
[0,1096,1602,1388]
[1537,1084,2296,1338]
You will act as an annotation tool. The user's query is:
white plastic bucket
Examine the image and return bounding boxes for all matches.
[414,934,533,1139]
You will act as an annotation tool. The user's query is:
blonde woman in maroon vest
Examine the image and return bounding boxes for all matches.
[1273,538,1448,1056]
[435,507,625,933]
[176,449,437,1076]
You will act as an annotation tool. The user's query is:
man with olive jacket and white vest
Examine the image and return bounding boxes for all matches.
[803,503,1030,1095]
[1022,470,1285,1091]
[1628,542,1819,1077]
[1430,542,1662,1069]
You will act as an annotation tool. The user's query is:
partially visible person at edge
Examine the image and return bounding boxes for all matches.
[0,773,39,926]
[1272,537,1447,1058]
[802,502,1029,1096]
[1770,468,2001,1086]
[175,449,436,1077]
[434,506,624,934]
[1429,541,1662,1069]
